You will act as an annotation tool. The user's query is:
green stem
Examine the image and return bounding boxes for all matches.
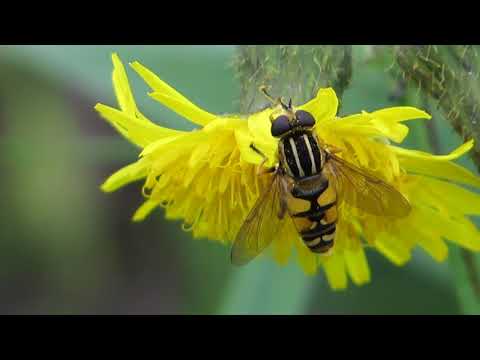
[395,46,480,313]
[395,45,480,170]
[234,45,352,113]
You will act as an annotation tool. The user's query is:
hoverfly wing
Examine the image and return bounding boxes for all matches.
[325,152,411,218]
[231,172,288,266]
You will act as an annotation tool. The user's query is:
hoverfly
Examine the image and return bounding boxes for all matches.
[231,87,412,265]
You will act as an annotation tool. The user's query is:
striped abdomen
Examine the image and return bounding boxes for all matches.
[290,176,337,254]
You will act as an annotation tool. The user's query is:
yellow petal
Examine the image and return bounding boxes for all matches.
[209,132,239,168]
[148,92,217,128]
[371,119,410,143]
[271,219,296,265]
[112,53,136,116]
[371,106,431,124]
[321,253,348,290]
[344,248,371,285]
[414,175,480,215]
[133,199,159,222]
[320,113,377,138]
[129,118,267,246]
[234,127,263,165]
[145,134,205,176]
[247,109,272,144]
[101,160,149,193]
[139,135,185,158]
[324,107,430,143]
[417,232,448,262]
[130,61,216,126]
[295,239,318,275]
[129,61,191,103]
[375,233,412,266]
[403,160,480,188]
[393,139,474,161]
[246,109,278,167]
[188,141,211,168]
[415,204,480,251]
[95,103,181,148]
[393,140,480,188]
[111,53,162,126]
[299,88,338,123]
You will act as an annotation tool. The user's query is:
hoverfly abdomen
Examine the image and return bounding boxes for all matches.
[305,231,335,254]
[291,175,328,201]
[300,214,336,254]
[292,201,336,220]
[301,221,336,240]
[287,173,338,255]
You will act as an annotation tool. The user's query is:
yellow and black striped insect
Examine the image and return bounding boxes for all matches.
[231,88,412,265]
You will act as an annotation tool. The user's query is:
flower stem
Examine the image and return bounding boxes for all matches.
[234,45,352,113]
[395,45,480,171]
[396,45,480,313]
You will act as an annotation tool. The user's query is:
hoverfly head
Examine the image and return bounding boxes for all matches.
[271,98,297,137]
[260,86,299,137]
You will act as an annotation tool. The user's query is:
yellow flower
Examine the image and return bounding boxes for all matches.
[95,53,480,290]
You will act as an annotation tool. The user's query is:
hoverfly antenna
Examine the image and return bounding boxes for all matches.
[259,85,276,104]
[279,98,295,119]
[279,98,289,111]
[260,85,289,111]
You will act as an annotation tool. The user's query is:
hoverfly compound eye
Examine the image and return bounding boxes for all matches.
[295,110,315,128]
[271,115,291,137]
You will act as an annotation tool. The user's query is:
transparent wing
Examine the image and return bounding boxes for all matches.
[325,152,411,218]
[231,172,288,266]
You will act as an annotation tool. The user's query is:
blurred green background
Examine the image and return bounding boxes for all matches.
[0,45,472,314]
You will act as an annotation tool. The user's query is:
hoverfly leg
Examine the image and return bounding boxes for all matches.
[250,143,276,176]
[325,144,343,155]
[249,142,265,157]
[277,176,289,220]
[258,166,277,175]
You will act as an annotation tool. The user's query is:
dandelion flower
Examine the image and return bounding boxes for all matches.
[95,53,480,290]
